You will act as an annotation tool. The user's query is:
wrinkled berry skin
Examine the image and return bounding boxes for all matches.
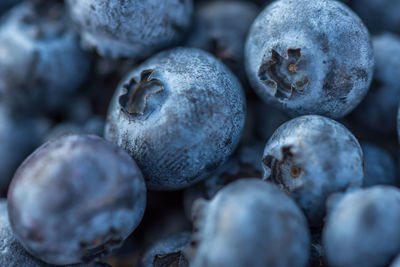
[262,115,364,226]
[353,34,400,134]
[361,142,397,187]
[0,1,90,114]
[66,0,193,59]
[185,1,258,81]
[245,0,374,119]
[352,0,400,34]
[0,200,110,267]
[142,232,191,267]
[104,48,246,190]
[323,186,400,267]
[184,179,310,267]
[7,135,146,265]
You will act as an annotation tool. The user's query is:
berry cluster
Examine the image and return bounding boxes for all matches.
[0,0,399,266]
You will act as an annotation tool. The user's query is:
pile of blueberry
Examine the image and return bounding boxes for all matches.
[0,0,400,266]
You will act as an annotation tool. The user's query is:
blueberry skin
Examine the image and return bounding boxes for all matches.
[323,186,400,267]
[142,232,191,267]
[66,0,193,59]
[185,1,258,81]
[245,0,374,119]
[7,135,147,265]
[104,48,246,190]
[361,142,397,187]
[353,33,400,134]
[352,0,400,34]
[0,200,110,267]
[262,115,364,226]
[0,1,90,114]
[184,179,310,267]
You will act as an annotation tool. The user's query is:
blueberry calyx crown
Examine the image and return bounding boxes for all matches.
[262,146,302,192]
[258,48,309,100]
[153,251,189,267]
[119,69,164,116]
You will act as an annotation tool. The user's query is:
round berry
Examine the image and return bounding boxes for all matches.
[262,115,364,226]
[104,48,246,190]
[7,135,146,265]
[245,0,374,118]
[185,179,310,267]
[66,0,193,59]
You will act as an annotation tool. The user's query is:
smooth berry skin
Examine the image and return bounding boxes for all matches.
[0,1,90,114]
[0,200,110,267]
[104,48,246,190]
[185,1,258,81]
[7,135,146,265]
[354,33,400,134]
[323,186,400,267]
[361,142,397,187]
[391,254,400,267]
[352,0,400,34]
[262,115,364,227]
[66,0,193,59]
[245,0,374,119]
[142,232,191,267]
[184,179,310,267]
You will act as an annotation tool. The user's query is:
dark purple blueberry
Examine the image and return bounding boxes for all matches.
[0,0,21,13]
[7,135,146,265]
[66,0,193,59]
[104,48,246,190]
[0,199,110,267]
[245,0,374,118]
[262,115,364,226]
[184,179,310,267]
[142,232,191,267]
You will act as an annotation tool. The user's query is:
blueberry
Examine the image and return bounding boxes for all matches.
[353,33,400,134]
[104,48,246,190]
[66,0,193,59]
[0,1,91,114]
[184,179,310,267]
[262,115,364,226]
[352,0,400,34]
[0,199,111,267]
[185,1,258,81]
[245,0,374,118]
[7,135,146,265]
[142,232,191,267]
[0,106,49,194]
[361,142,397,187]
[323,186,400,267]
